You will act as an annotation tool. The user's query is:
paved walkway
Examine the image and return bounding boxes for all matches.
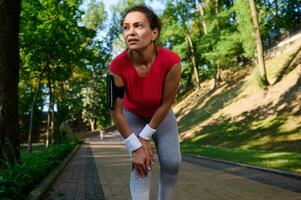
[44,131,301,200]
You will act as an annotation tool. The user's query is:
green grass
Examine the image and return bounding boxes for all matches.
[180,114,301,174]
[265,48,301,84]
[176,47,301,175]
[180,143,301,174]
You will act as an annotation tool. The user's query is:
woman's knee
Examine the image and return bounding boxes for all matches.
[161,156,181,175]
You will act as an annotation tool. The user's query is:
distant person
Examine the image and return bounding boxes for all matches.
[107,5,181,200]
[59,121,74,139]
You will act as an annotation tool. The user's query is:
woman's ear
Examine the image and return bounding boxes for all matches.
[151,28,159,41]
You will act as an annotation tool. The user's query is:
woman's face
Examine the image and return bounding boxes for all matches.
[122,11,158,50]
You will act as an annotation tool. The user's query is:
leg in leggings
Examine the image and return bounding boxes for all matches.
[123,109,151,200]
[124,109,181,200]
[153,109,181,200]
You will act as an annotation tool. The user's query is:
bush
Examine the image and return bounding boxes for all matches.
[0,138,79,200]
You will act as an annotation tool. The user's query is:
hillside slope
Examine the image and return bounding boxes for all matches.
[174,46,301,153]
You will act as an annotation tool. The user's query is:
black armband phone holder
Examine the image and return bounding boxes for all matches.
[106,74,125,110]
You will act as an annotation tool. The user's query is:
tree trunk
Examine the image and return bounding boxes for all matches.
[196,2,208,35]
[57,81,67,142]
[51,92,55,144]
[28,71,43,153]
[89,119,96,131]
[213,64,222,89]
[215,0,221,29]
[249,0,269,86]
[0,0,21,166]
[185,32,200,87]
[45,69,53,148]
[176,1,200,88]
[213,0,222,89]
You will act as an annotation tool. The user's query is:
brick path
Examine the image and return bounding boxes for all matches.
[44,131,301,200]
[44,145,105,200]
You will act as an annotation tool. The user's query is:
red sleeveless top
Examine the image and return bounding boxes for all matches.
[109,47,180,117]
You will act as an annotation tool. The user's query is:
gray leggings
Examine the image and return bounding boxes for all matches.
[124,109,181,200]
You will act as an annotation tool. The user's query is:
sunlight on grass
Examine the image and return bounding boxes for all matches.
[191,134,208,142]
[234,70,260,99]
[251,115,278,129]
[257,159,293,168]
[240,135,273,149]
[280,116,301,132]
[295,169,301,173]
[266,54,291,83]
[175,89,203,122]
[286,133,301,140]
[241,133,301,150]
[181,144,301,174]
[257,152,292,158]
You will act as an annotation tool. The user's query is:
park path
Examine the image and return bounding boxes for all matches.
[44,130,301,200]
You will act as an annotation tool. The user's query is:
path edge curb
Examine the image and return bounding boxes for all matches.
[26,144,81,200]
[182,153,301,180]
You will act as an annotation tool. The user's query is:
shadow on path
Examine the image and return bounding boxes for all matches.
[44,146,105,200]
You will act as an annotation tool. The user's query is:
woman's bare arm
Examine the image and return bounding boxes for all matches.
[109,73,132,139]
[109,72,151,177]
[148,62,181,129]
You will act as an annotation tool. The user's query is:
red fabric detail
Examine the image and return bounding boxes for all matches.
[109,47,180,117]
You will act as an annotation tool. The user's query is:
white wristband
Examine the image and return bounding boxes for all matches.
[124,133,142,153]
[139,124,156,140]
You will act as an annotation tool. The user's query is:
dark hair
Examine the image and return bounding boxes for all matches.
[121,5,161,38]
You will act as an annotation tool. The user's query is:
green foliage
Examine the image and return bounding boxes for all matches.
[82,0,106,31]
[160,0,199,88]
[19,0,111,134]
[20,0,94,120]
[0,139,79,199]
[256,0,301,46]
[81,78,111,129]
[203,28,241,69]
[233,0,256,59]
[160,2,186,55]
[79,40,112,129]
[158,0,300,89]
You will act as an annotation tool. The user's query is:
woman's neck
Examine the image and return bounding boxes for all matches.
[129,44,157,66]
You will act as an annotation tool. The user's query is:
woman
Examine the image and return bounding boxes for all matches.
[108,5,181,200]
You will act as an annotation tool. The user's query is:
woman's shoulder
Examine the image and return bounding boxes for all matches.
[111,49,128,66]
[109,50,129,76]
[158,47,180,64]
[159,47,179,57]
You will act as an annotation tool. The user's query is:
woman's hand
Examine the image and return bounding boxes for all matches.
[132,147,149,177]
[139,138,154,169]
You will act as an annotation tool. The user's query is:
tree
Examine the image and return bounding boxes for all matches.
[20,0,100,147]
[160,0,200,89]
[82,0,106,31]
[27,70,44,152]
[193,0,241,89]
[74,31,112,130]
[249,0,269,87]
[177,0,200,88]
[0,0,21,166]
[233,0,256,59]
[256,0,301,47]
[196,1,208,35]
